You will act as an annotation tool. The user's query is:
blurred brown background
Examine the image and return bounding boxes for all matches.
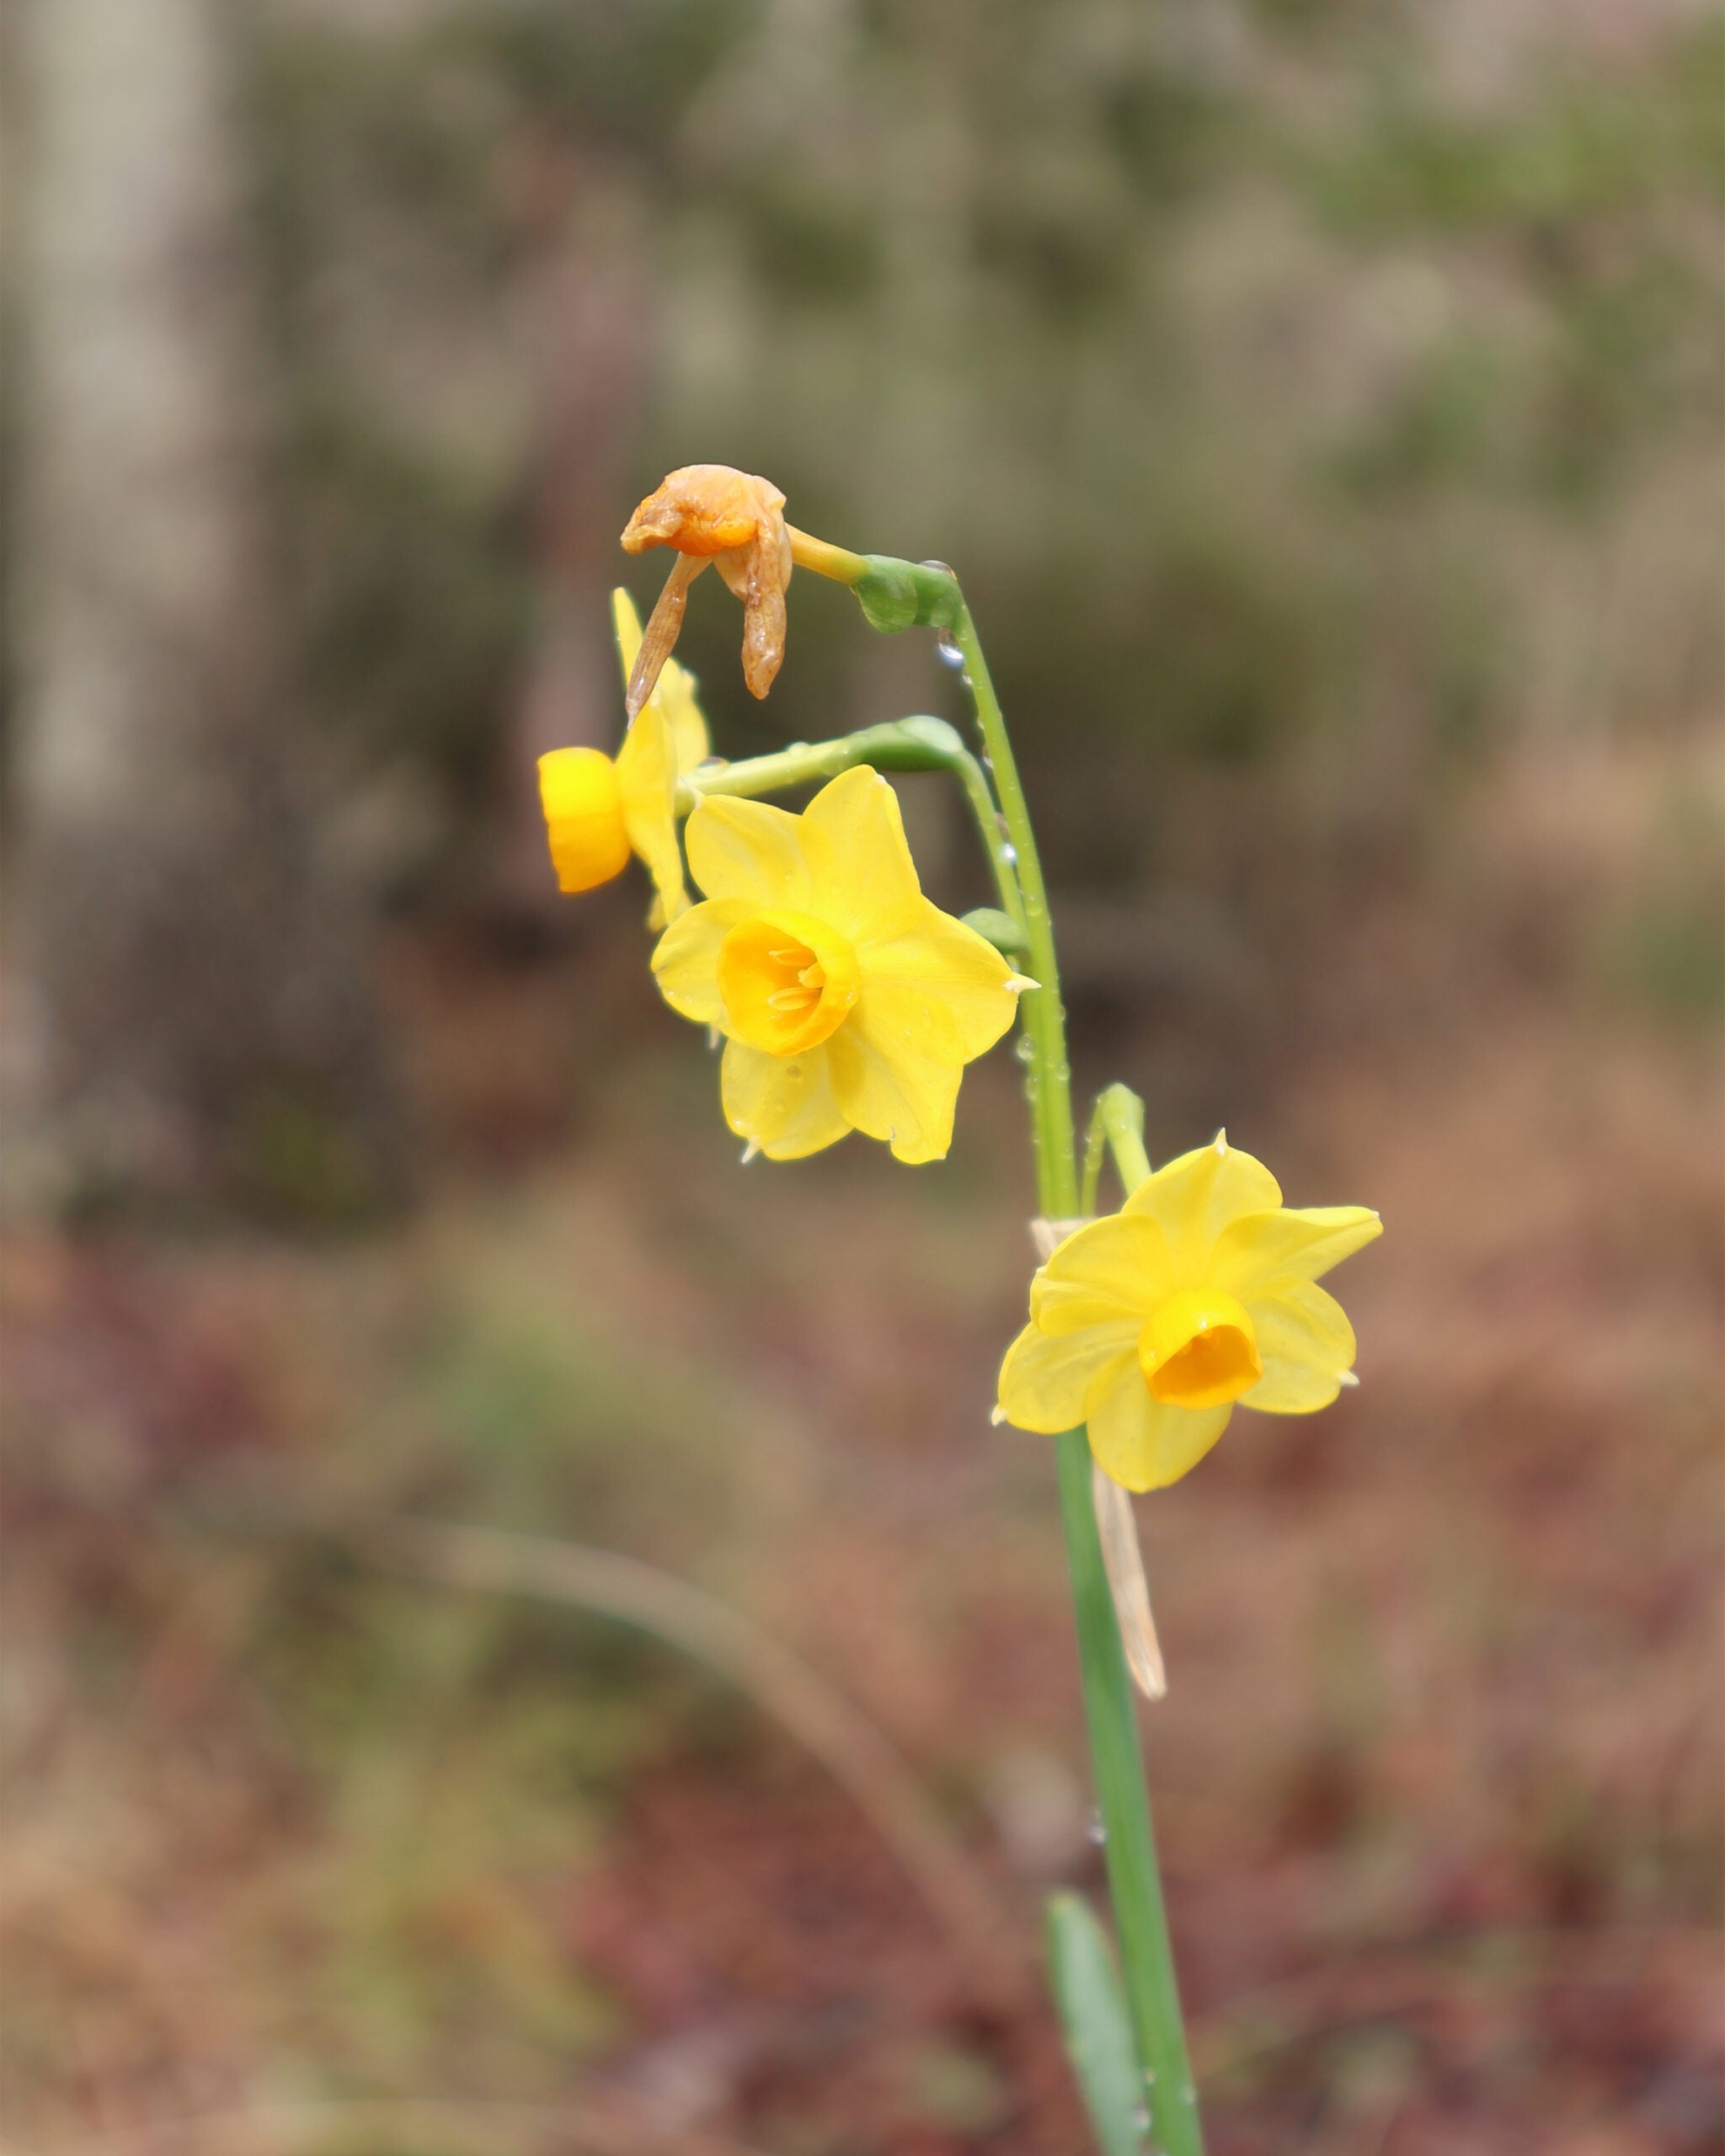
[3,1,1722,2152]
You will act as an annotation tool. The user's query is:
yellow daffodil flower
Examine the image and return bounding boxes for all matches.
[537,590,712,926]
[651,765,1032,1162]
[998,1136,1381,1490]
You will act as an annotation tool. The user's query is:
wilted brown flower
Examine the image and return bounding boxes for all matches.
[621,465,793,718]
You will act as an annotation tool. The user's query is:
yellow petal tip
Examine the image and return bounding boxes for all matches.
[1338,1369,1360,1388]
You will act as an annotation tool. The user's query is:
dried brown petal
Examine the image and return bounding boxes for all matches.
[627,554,708,721]
[715,521,793,702]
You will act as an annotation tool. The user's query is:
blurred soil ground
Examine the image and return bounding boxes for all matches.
[3,744,1721,2156]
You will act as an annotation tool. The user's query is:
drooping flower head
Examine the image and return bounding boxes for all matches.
[537,590,711,926]
[622,465,793,719]
[998,1138,1381,1490]
[651,766,1033,1162]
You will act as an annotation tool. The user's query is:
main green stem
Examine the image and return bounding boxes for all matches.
[950,600,1204,2156]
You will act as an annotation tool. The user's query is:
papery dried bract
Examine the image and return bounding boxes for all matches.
[621,465,793,714]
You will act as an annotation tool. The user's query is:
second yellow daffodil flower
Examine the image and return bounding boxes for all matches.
[998,1137,1381,1490]
[537,590,711,926]
[652,766,1033,1162]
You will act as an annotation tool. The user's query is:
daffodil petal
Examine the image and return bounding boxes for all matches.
[862,898,1022,1060]
[998,1319,1140,1433]
[612,586,646,678]
[1241,1279,1357,1412]
[658,662,709,772]
[720,1039,849,1160]
[1084,1355,1233,1492]
[799,767,925,945]
[1208,1206,1383,1299]
[616,706,686,922]
[650,897,751,1026]
[1122,1137,1283,1276]
[686,795,810,907]
[1031,1214,1175,1335]
[825,979,964,1163]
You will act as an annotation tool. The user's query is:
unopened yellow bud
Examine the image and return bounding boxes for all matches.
[538,747,630,894]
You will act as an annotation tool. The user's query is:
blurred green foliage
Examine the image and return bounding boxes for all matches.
[221,1198,782,2088]
[246,0,1719,974]
[2,3,1714,905]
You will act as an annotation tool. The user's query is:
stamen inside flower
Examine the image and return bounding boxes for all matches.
[717,909,861,1057]
[1138,1289,1263,1411]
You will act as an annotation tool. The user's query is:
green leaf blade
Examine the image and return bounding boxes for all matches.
[1045,1891,1148,2156]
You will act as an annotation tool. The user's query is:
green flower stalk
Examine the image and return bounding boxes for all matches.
[534,466,1386,2156]
[887,560,1206,2156]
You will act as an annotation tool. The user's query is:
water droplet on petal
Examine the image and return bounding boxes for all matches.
[1000,842,1018,865]
[1086,1810,1107,1845]
[935,631,965,669]
[1013,1035,1035,1063]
